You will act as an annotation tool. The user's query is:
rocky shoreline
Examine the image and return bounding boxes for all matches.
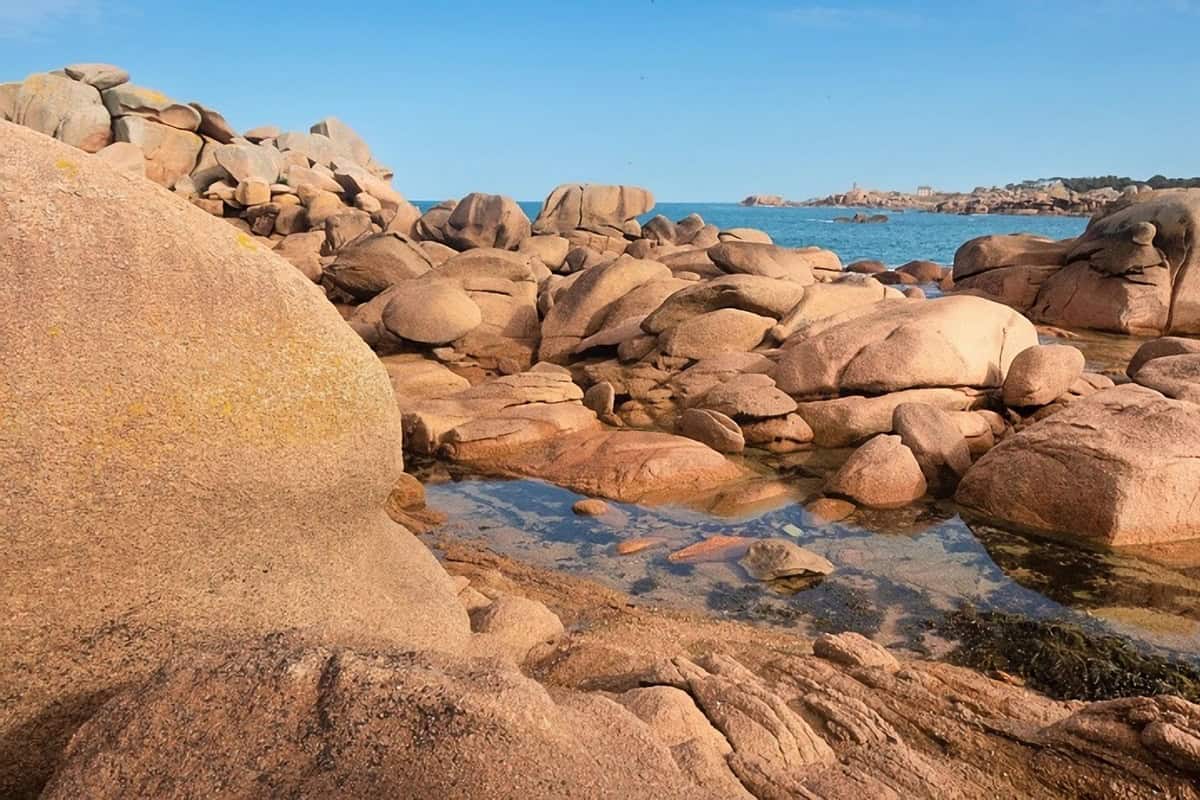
[743,181,1125,216]
[3,62,1200,798]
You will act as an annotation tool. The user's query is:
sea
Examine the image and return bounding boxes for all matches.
[417,200,1089,266]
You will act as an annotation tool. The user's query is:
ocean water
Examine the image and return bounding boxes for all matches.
[418,200,1089,266]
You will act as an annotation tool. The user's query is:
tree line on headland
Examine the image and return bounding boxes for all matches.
[1010,175,1200,192]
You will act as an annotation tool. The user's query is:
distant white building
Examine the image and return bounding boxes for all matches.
[916,185,934,197]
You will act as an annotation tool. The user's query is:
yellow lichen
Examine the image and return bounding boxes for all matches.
[53,159,78,178]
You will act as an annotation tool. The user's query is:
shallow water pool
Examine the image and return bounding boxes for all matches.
[426,475,1200,666]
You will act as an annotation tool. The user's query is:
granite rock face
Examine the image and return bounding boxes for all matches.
[0,122,469,798]
[775,295,1037,398]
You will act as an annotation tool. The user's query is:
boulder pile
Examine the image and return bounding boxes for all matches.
[8,63,1200,547]
[1,62,416,252]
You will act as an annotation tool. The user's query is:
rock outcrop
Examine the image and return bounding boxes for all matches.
[952,189,1200,336]
[533,183,654,238]
[2,64,419,279]
[41,641,715,800]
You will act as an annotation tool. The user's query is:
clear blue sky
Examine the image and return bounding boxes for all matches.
[2,1,1197,201]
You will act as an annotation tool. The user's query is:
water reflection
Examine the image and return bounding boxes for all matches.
[425,476,1200,665]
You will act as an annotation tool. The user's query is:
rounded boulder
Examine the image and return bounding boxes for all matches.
[382,280,483,344]
[0,121,470,798]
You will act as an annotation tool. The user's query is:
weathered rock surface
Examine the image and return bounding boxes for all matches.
[892,402,973,496]
[796,387,983,448]
[642,275,806,334]
[738,539,834,581]
[403,370,596,457]
[0,122,469,798]
[380,354,472,410]
[1127,336,1200,377]
[102,83,200,130]
[112,116,202,187]
[12,72,111,152]
[470,594,565,663]
[446,540,1200,800]
[770,279,903,342]
[708,241,837,281]
[382,281,483,344]
[1131,353,1200,402]
[698,373,797,419]
[679,408,745,453]
[957,384,1200,545]
[776,296,1037,398]
[953,233,1074,281]
[438,192,531,250]
[540,255,671,363]
[953,190,1200,336]
[475,428,747,504]
[42,642,714,800]
[63,62,129,90]
[533,183,654,237]
[324,232,434,300]
[659,308,774,360]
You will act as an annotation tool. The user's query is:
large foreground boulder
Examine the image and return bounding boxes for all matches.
[957,384,1200,545]
[41,641,714,800]
[0,122,469,797]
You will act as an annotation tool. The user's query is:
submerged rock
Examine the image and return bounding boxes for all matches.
[804,497,856,524]
[573,498,612,516]
[738,539,835,581]
[668,536,753,564]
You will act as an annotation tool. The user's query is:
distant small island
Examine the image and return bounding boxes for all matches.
[742,175,1200,216]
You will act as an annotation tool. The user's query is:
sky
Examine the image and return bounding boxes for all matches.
[1,0,1197,202]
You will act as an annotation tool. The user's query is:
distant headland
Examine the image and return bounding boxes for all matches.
[742,175,1200,216]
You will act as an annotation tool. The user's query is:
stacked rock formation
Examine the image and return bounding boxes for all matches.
[0,63,414,250]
